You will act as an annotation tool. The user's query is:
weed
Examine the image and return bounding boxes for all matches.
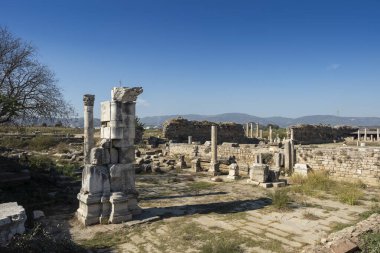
[302,211,320,220]
[269,189,291,210]
[29,135,58,151]
[201,239,243,253]
[359,232,380,252]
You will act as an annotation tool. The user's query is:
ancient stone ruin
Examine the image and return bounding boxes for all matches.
[289,124,357,144]
[162,118,248,144]
[77,87,143,225]
[0,202,26,246]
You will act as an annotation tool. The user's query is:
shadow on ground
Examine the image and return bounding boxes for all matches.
[140,191,228,200]
[135,197,272,220]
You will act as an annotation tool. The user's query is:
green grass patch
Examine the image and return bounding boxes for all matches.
[187,181,215,192]
[268,189,291,210]
[359,232,380,253]
[290,171,364,205]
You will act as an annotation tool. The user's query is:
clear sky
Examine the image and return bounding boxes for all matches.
[1,0,380,118]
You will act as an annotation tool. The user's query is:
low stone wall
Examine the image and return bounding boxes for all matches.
[169,143,281,170]
[163,118,247,144]
[0,202,26,246]
[291,125,357,144]
[297,146,380,185]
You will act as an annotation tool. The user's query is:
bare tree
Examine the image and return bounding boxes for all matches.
[0,27,73,124]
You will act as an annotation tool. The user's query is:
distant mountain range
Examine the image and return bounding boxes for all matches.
[138,113,380,128]
[29,113,380,128]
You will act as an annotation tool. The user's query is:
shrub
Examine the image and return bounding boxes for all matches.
[28,155,55,172]
[0,137,28,149]
[29,135,58,151]
[269,189,291,210]
[359,232,380,253]
[55,142,70,153]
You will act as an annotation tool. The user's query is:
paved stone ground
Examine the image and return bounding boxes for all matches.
[65,170,379,253]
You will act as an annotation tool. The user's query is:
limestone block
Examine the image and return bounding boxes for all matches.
[81,164,110,195]
[191,158,201,172]
[109,193,132,224]
[111,87,143,103]
[110,148,118,164]
[249,164,269,183]
[101,126,111,139]
[119,146,135,164]
[0,202,26,246]
[110,127,124,139]
[293,163,310,175]
[227,163,239,180]
[77,194,102,226]
[100,101,111,122]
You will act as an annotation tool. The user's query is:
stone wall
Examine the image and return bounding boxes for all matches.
[297,146,380,185]
[291,125,357,144]
[169,143,281,172]
[163,118,247,144]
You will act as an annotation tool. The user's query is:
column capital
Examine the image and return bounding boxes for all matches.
[83,94,95,106]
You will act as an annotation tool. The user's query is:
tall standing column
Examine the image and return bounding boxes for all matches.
[377,129,379,142]
[269,126,273,143]
[357,129,360,141]
[364,128,367,141]
[83,94,95,164]
[246,123,249,137]
[250,123,254,138]
[256,123,259,138]
[290,128,294,141]
[209,125,220,175]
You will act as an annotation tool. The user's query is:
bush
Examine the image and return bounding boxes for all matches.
[29,135,58,151]
[269,189,291,210]
[0,137,28,149]
[359,232,380,253]
[28,155,55,172]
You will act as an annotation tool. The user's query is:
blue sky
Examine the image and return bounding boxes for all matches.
[1,0,380,118]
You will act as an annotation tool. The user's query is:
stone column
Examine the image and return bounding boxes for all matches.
[209,125,220,175]
[256,123,259,138]
[377,128,379,142]
[259,130,263,138]
[284,140,291,171]
[83,94,95,164]
[250,123,254,138]
[357,129,360,141]
[246,123,249,137]
[364,128,367,141]
[269,126,273,143]
[290,128,294,141]
[188,136,192,144]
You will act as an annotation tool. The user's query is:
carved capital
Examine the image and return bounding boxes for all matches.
[83,94,95,106]
[111,87,143,102]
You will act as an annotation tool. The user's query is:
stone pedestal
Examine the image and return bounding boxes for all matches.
[249,164,269,183]
[227,163,239,180]
[109,193,132,223]
[191,158,201,172]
